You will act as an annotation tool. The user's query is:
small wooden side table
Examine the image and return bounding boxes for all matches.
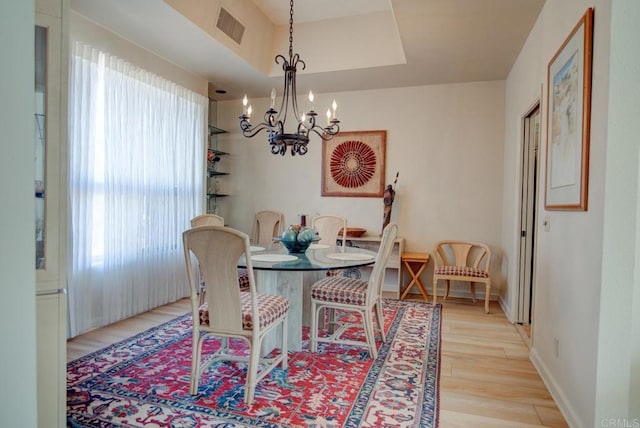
[400,252,430,301]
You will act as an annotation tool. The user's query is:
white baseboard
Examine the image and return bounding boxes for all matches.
[498,295,514,322]
[529,347,583,428]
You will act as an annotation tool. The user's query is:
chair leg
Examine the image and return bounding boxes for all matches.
[281,314,288,369]
[470,282,477,303]
[363,309,377,359]
[310,301,318,352]
[484,282,490,314]
[433,278,438,306]
[375,300,386,343]
[189,333,201,396]
[245,335,260,405]
[444,280,450,300]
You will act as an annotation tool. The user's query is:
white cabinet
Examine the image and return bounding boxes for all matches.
[345,236,405,298]
[36,293,67,426]
[35,1,68,427]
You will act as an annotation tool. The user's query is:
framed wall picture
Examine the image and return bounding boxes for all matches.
[321,130,386,197]
[544,8,594,211]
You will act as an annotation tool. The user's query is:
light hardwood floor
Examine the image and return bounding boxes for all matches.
[67,296,567,427]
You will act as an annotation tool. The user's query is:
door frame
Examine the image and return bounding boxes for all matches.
[516,100,541,337]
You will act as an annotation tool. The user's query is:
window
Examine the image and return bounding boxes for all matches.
[68,42,207,336]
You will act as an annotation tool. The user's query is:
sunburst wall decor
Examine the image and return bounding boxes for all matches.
[321,130,386,197]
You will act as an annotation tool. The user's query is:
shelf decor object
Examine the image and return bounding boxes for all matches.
[544,7,593,211]
[238,0,340,156]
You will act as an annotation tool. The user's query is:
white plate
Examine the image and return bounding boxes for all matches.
[251,254,298,262]
[308,244,330,250]
[326,252,375,261]
[250,246,265,252]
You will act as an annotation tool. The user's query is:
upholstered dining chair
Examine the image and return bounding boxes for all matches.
[252,210,285,245]
[189,214,250,303]
[311,215,347,248]
[432,240,492,313]
[182,225,289,405]
[309,222,398,359]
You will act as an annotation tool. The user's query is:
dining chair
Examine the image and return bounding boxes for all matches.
[309,222,398,359]
[182,225,289,405]
[190,214,250,304]
[190,213,224,227]
[311,215,347,248]
[252,210,285,245]
[432,240,492,313]
[312,215,348,277]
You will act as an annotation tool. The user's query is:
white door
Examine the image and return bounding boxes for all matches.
[517,103,541,325]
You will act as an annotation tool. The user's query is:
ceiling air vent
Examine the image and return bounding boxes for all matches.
[216,7,245,45]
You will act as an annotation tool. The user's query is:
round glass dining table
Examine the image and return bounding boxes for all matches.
[238,242,377,352]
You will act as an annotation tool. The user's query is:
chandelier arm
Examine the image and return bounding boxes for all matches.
[312,122,341,140]
[308,127,329,140]
[291,54,305,71]
[302,112,317,131]
[326,121,340,134]
[239,120,272,138]
[275,54,289,71]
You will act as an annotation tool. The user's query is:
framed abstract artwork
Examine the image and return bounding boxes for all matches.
[544,8,594,211]
[321,130,386,197]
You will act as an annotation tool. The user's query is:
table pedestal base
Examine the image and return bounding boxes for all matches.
[256,270,324,352]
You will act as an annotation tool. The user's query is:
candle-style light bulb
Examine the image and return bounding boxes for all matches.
[301,113,306,122]
[326,109,331,125]
[247,105,252,118]
[332,100,337,119]
[270,88,276,109]
[308,91,314,111]
[242,94,248,114]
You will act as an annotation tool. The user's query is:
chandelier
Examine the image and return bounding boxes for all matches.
[238,0,340,156]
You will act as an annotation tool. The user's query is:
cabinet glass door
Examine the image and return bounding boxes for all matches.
[35,25,47,269]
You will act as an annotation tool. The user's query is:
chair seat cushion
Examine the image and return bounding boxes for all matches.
[435,265,489,278]
[311,276,367,306]
[237,268,250,292]
[199,292,289,330]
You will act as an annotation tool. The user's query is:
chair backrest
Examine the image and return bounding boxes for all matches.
[183,226,258,334]
[252,210,285,244]
[190,214,224,227]
[311,215,347,247]
[366,222,399,301]
[433,240,491,272]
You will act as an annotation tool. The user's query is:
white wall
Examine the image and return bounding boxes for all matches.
[217,81,506,299]
[503,1,612,426]
[0,1,39,426]
[596,0,640,422]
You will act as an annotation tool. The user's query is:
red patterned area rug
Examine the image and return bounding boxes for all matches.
[67,299,441,427]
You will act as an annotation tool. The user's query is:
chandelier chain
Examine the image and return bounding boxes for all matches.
[288,0,294,60]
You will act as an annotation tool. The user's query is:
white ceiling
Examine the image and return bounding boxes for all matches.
[251,0,393,25]
[69,0,546,101]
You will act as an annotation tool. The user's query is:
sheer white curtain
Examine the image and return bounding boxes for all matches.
[68,42,206,337]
